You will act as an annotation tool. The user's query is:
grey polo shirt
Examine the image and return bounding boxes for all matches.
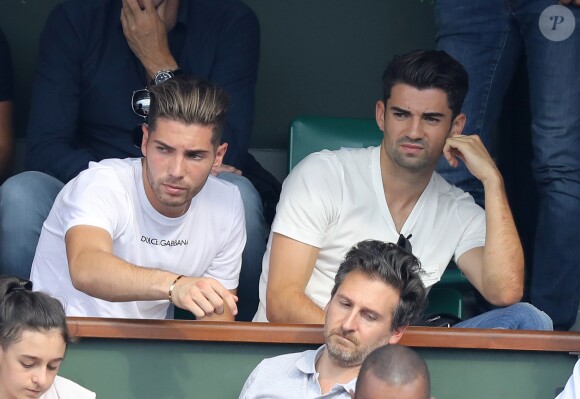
[238,345,356,398]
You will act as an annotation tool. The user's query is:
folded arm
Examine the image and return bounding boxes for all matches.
[65,225,237,320]
[445,134,524,306]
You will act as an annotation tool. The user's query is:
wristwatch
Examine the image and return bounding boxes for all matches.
[150,68,182,86]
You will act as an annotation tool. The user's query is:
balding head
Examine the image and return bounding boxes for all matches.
[354,344,430,399]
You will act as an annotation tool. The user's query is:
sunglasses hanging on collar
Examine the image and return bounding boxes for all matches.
[131,88,150,148]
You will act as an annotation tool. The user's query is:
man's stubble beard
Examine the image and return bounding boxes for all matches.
[324,328,379,368]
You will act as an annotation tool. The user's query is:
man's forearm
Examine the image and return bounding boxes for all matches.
[482,173,524,305]
[267,291,325,324]
[69,248,176,302]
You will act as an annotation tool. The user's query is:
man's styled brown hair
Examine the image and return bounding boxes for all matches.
[148,76,230,146]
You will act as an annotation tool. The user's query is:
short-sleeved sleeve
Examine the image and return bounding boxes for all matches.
[202,184,246,290]
[58,165,130,238]
[271,151,344,248]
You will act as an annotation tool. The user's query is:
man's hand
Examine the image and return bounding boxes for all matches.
[211,164,242,176]
[171,276,238,319]
[120,0,178,78]
[443,134,499,184]
[560,0,580,6]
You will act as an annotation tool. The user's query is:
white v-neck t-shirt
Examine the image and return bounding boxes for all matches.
[254,146,485,322]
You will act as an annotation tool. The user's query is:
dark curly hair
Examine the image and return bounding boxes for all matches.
[331,240,427,331]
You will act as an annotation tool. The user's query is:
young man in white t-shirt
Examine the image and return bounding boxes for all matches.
[255,50,552,330]
[30,76,246,320]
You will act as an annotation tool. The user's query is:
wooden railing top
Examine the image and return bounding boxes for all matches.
[68,317,580,353]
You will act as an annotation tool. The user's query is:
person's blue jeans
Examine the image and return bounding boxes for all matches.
[217,172,268,321]
[436,0,580,329]
[0,171,64,279]
[455,302,553,330]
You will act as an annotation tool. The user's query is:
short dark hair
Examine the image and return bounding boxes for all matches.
[356,344,430,399]
[0,275,69,348]
[148,76,230,146]
[382,50,468,118]
[331,240,427,331]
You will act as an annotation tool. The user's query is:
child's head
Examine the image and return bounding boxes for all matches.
[0,275,69,398]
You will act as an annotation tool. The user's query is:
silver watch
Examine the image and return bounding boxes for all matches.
[151,68,181,86]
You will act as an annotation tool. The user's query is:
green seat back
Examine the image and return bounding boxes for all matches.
[289,116,382,171]
[425,287,464,320]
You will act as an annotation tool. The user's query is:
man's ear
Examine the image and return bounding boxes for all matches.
[141,124,150,157]
[387,325,407,344]
[213,143,228,168]
[449,113,466,137]
[375,100,386,132]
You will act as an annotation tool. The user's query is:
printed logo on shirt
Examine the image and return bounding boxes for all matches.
[140,235,189,247]
[539,5,575,42]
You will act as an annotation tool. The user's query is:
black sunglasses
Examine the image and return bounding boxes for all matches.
[131,88,150,147]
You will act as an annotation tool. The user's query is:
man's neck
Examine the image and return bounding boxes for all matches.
[379,144,435,232]
[315,348,359,395]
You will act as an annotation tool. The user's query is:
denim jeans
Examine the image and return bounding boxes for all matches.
[455,302,553,330]
[436,0,580,329]
[0,171,64,279]
[0,170,268,321]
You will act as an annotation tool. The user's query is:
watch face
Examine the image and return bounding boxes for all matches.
[154,71,174,85]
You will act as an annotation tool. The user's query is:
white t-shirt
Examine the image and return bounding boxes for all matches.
[254,147,485,321]
[41,376,95,399]
[31,158,246,318]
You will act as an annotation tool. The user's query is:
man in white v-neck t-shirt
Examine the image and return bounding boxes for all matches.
[254,50,552,330]
[31,77,245,320]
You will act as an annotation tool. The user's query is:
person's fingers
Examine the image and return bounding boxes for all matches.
[191,295,217,317]
[180,295,207,319]
[122,0,140,17]
[120,6,128,29]
[141,0,157,15]
[195,280,225,315]
[442,140,457,167]
[175,278,238,317]
[210,282,238,316]
[213,164,242,175]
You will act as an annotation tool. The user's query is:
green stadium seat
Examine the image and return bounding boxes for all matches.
[425,287,464,320]
[289,116,383,170]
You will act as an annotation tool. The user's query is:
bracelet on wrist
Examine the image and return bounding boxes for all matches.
[168,275,185,304]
